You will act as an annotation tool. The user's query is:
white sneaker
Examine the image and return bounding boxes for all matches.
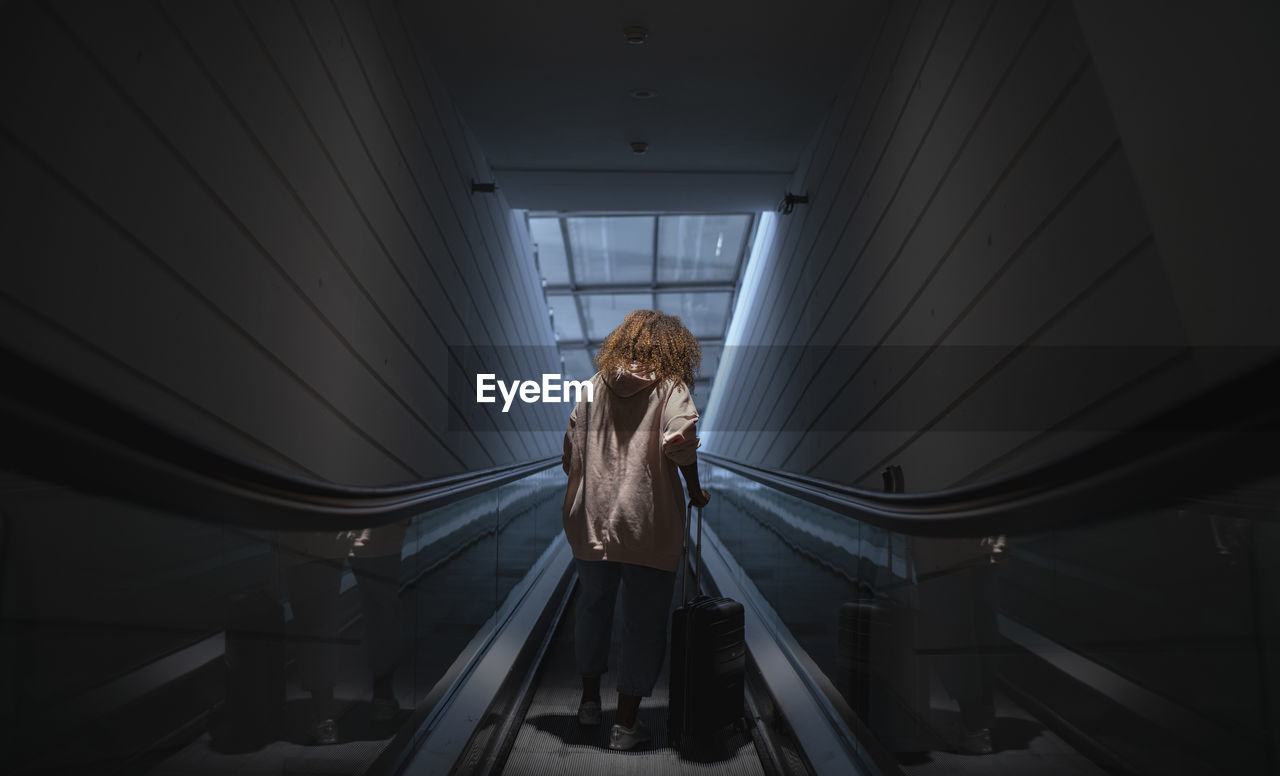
[577,699,602,725]
[609,720,652,750]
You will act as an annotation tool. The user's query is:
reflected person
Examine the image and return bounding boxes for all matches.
[278,521,407,744]
[348,520,408,723]
[277,529,357,745]
[912,534,1006,755]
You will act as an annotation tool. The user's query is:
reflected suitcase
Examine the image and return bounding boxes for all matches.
[839,595,926,753]
[839,528,928,754]
[668,503,746,748]
[212,589,286,749]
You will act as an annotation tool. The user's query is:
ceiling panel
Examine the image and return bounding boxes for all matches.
[407,0,878,188]
[580,293,654,341]
[567,216,654,285]
[657,291,733,339]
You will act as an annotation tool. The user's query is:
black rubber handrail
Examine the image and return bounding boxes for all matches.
[4,345,1278,535]
[0,349,559,530]
[703,355,1280,537]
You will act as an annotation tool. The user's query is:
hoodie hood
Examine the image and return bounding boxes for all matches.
[602,363,658,397]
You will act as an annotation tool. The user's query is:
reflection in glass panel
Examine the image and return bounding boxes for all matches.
[657,291,732,339]
[494,475,563,614]
[0,461,568,776]
[580,293,653,341]
[529,217,570,285]
[547,295,583,342]
[657,214,750,282]
[404,490,501,710]
[699,460,1280,774]
[567,217,655,285]
[561,348,596,382]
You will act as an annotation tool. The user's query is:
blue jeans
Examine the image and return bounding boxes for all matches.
[574,558,677,697]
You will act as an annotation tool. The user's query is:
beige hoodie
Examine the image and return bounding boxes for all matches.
[561,366,700,573]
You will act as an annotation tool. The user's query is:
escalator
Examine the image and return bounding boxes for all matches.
[697,462,1278,776]
[2,352,1279,775]
[458,569,771,776]
[0,451,567,775]
[0,351,573,776]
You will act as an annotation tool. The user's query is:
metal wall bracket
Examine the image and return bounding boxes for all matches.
[778,192,809,214]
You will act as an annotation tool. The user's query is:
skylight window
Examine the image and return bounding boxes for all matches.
[528,212,756,396]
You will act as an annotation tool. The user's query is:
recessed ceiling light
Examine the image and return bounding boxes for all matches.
[624,26,648,44]
[630,141,648,154]
[629,88,657,99]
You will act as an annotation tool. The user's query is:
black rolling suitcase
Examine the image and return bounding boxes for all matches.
[668,502,746,751]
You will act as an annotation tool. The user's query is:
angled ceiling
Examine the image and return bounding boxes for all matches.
[403,0,882,211]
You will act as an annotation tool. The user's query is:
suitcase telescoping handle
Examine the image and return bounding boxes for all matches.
[681,500,704,605]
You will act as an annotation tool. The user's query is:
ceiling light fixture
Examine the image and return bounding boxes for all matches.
[630,141,648,155]
[624,26,648,44]
[628,88,657,99]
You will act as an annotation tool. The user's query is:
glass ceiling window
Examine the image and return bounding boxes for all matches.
[657,214,749,283]
[560,348,596,382]
[567,216,655,285]
[528,217,569,285]
[657,291,733,339]
[581,293,653,341]
[530,212,756,396]
[547,294,583,342]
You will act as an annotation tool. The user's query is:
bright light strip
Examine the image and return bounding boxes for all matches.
[703,211,778,445]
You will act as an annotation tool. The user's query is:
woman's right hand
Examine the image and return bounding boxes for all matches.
[690,489,711,507]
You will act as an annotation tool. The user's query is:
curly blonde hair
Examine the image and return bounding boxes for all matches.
[594,310,701,387]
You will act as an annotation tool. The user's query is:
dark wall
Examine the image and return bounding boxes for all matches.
[0,0,560,486]
[1073,0,1280,351]
[704,0,1275,492]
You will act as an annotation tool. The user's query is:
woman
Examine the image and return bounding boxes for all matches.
[561,310,710,751]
